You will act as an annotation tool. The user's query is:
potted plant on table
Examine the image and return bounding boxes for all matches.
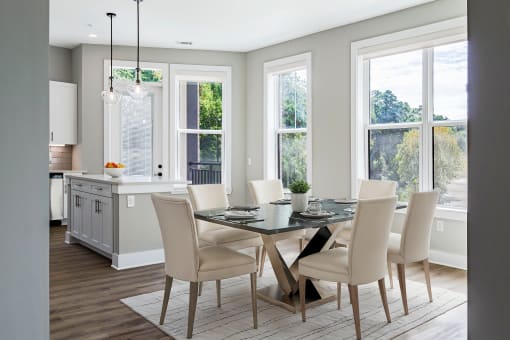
[289,180,311,212]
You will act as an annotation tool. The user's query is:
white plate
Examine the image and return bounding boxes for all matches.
[224,210,257,219]
[334,199,358,204]
[299,211,335,219]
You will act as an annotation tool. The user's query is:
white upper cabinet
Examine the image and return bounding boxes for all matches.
[49,81,77,145]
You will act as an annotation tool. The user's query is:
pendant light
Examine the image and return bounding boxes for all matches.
[101,12,122,104]
[127,0,148,99]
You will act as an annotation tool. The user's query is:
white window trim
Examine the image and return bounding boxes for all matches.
[169,64,232,192]
[263,52,313,188]
[350,17,467,221]
[103,60,169,178]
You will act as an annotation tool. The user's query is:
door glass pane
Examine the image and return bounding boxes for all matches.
[369,128,420,201]
[433,126,467,209]
[179,81,223,130]
[433,41,468,121]
[278,132,307,188]
[180,133,222,184]
[370,50,423,124]
[120,93,153,176]
[278,69,307,129]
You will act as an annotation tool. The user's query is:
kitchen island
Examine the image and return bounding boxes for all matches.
[66,174,190,269]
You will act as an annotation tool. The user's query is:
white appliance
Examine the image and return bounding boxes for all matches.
[50,173,64,221]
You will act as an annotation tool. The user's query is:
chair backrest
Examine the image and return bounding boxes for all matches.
[187,184,229,234]
[151,194,200,282]
[249,179,284,205]
[348,196,397,285]
[400,191,439,262]
[358,179,397,199]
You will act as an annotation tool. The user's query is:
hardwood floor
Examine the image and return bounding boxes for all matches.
[50,226,467,339]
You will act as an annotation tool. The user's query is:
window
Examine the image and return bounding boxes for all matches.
[352,19,467,213]
[170,65,231,188]
[104,61,168,178]
[264,53,312,189]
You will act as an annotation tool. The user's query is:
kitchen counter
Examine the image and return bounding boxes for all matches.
[50,169,87,174]
[66,174,190,194]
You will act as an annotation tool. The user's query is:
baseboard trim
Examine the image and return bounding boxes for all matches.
[64,231,77,244]
[429,250,467,270]
[111,249,164,270]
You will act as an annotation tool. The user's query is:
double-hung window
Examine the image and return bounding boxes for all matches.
[170,65,231,189]
[352,19,467,214]
[264,53,312,189]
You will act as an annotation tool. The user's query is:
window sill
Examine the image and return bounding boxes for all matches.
[395,205,467,222]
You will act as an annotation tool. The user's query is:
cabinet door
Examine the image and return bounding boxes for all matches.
[99,197,113,254]
[90,198,102,249]
[70,193,81,237]
[49,81,77,145]
[81,194,93,241]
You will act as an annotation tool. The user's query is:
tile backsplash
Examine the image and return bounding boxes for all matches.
[49,145,73,170]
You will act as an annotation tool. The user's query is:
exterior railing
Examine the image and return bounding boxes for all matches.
[188,161,222,184]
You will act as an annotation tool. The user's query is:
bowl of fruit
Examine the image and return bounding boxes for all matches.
[104,162,126,178]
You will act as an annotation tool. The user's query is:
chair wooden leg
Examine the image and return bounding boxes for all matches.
[187,282,199,339]
[159,275,173,325]
[299,238,304,252]
[299,275,307,321]
[387,261,394,289]
[348,284,361,340]
[423,258,433,302]
[250,272,258,329]
[255,246,260,269]
[216,280,221,307]
[397,263,409,315]
[258,246,266,277]
[337,282,341,310]
[198,281,203,296]
[378,279,391,323]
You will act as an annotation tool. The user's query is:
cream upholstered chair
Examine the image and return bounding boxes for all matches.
[387,191,439,315]
[249,179,306,276]
[335,179,397,246]
[299,197,397,340]
[151,194,258,338]
[187,184,263,292]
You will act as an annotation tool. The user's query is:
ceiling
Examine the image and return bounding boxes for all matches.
[50,0,435,52]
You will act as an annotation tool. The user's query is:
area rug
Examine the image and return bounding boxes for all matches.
[121,270,466,340]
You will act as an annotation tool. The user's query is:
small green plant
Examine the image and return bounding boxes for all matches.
[289,180,310,194]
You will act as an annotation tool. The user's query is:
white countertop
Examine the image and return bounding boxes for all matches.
[49,169,87,174]
[66,174,190,194]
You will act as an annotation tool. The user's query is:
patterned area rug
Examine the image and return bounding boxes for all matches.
[121,271,466,340]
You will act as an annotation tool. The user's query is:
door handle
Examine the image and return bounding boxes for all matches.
[51,131,54,142]
[95,200,98,213]
[98,201,102,214]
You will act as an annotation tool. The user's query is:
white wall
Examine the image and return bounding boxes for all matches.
[245,0,467,266]
[72,44,247,202]
[0,0,49,338]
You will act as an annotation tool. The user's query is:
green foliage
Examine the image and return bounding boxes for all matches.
[198,82,223,162]
[289,179,310,194]
[280,133,307,188]
[112,68,163,82]
[280,71,307,128]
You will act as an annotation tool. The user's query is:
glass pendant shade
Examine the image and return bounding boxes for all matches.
[127,79,148,99]
[101,88,122,104]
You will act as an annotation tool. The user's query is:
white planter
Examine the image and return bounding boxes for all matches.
[291,193,308,212]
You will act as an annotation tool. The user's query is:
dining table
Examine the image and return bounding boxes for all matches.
[194,198,406,313]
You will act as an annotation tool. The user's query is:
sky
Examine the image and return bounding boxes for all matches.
[370,41,467,121]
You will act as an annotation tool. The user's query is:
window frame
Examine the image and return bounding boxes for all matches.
[103,60,169,178]
[263,52,312,189]
[351,18,467,221]
[169,64,232,191]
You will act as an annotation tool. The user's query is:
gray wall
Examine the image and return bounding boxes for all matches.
[49,46,73,82]
[0,0,49,339]
[72,44,247,202]
[245,0,467,262]
[468,0,510,336]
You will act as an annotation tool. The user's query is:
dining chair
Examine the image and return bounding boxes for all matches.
[299,196,397,340]
[151,194,258,338]
[187,184,263,292]
[387,191,439,315]
[249,179,306,277]
[335,179,397,247]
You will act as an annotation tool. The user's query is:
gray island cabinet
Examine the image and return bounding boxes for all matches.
[66,174,189,269]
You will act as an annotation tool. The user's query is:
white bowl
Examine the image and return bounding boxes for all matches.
[104,167,125,178]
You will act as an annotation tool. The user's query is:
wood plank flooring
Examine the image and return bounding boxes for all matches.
[50,226,467,339]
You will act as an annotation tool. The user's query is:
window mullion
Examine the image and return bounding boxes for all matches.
[422,48,434,192]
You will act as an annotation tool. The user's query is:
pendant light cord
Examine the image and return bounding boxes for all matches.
[110,14,113,91]
[136,0,141,84]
